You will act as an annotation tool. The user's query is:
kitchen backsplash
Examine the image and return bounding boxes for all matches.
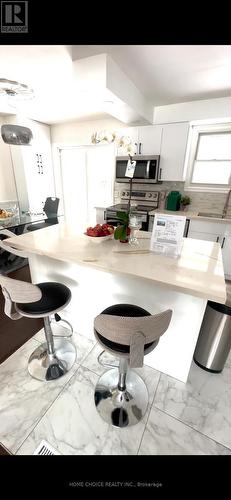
[114,181,231,217]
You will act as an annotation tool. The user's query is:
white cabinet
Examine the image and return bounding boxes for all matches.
[116,125,162,156]
[137,125,162,155]
[158,122,189,181]
[221,230,231,280]
[188,219,231,279]
[10,120,55,214]
[188,220,224,239]
[116,122,190,182]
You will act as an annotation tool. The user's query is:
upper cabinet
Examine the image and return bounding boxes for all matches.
[137,125,162,155]
[158,122,189,181]
[116,122,190,182]
[116,125,162,156]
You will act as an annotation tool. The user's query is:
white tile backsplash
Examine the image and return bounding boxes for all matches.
[114,181,231,215]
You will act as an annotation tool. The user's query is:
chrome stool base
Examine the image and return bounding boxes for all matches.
[28,338,76,381]
[94,368,149,427]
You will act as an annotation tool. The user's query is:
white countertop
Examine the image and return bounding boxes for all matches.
[149,208,199,217]
[149,208,231,223]
[5,223,226,303]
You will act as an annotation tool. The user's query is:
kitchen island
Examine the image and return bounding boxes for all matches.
[5,223,226,382]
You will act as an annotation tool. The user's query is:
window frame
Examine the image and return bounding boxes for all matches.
[185,123,231,193]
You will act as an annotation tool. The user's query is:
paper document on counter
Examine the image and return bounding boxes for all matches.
[150,213,186,257]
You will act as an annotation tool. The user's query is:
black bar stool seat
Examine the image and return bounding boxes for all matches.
[16,282,71,316]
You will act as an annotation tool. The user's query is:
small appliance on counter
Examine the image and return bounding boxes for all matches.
[166,191,181,211]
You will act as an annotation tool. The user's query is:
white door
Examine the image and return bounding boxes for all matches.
[60,148,88,232]
[86,144,115,225]
[59,144,115,232]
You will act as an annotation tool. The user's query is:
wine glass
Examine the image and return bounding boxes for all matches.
[129,214,142,246]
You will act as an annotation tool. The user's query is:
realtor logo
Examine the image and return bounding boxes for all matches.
[1,1,28,32]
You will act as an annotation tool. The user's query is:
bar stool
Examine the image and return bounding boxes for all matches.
[0,275,76,381]
[0,229,73,335]
[94,304,172,428]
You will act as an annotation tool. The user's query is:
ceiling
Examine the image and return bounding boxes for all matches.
[72,45,231,105]
[1,45,231,125]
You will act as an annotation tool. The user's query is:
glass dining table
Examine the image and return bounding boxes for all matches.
[0,213,63,273]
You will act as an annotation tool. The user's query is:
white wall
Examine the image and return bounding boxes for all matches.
[51,117,125,146]
[106,55,153,124]
[0,115,55,213]
[153,95,231,124]
[0,116,18,202]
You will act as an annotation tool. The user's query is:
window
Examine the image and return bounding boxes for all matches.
[185,123,231,192]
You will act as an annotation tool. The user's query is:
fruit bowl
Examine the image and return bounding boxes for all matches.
[84,233,113,243]
[84,223,114,242]
[0,211,14,222]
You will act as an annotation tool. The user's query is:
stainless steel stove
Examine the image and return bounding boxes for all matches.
[105,190,159,231]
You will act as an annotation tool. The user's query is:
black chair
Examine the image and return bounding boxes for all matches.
[27,197,59,232]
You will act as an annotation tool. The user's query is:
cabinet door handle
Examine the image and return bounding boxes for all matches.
[134,142,138,155]
[216,236,219,242]
[139,142,142,154]
[221,237,225,248]
[38,165,40,174]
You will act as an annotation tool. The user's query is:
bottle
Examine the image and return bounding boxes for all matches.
[159,191,167,210]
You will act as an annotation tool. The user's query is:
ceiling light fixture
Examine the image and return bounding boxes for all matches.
[0,78,34,100]
[1,124,33,145]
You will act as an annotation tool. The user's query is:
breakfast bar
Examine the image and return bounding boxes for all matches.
[5,222,227,383]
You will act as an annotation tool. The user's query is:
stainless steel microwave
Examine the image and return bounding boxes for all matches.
[115,155,161,183]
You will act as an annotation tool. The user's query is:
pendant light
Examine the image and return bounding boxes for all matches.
[0,78,34,145]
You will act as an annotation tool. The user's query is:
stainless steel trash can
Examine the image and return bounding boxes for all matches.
[193,301,231,373]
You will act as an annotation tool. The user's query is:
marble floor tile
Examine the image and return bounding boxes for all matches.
[138,407,231,455]
[17,364,160,456]
[0,339,80,453]
[153,357,231,450]
[81,343,118,375]
[34,327,95,365]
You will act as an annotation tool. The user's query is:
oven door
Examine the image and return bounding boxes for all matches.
[105,210,149,231]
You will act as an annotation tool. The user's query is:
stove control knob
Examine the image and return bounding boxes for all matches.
[121,191,126,196]
[148,193,153,198]
[126,191,129,196]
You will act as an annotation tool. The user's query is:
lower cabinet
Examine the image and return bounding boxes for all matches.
[188,219,231,279]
